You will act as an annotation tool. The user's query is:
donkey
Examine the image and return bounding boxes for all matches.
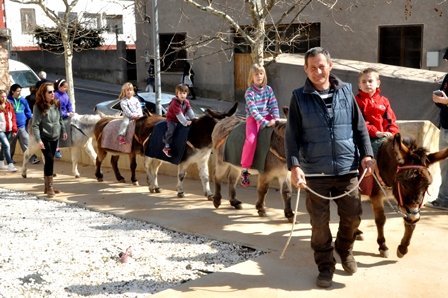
[144,103,239,199]
[21,113,101,178]
[368,133,448,258]
[93,112,163,185]
[211,114,294,222]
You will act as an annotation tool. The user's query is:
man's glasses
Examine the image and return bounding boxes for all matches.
[47,90,54,94]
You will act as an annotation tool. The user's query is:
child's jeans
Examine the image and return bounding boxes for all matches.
[240,115,274,169]
[163,121,178,147]
[118,117,131,136]
[0,131,14,164]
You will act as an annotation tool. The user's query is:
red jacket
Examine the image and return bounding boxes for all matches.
[355,89,399,138]
[0,101,18,133]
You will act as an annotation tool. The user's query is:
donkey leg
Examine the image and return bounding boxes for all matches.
[176,164,187,198]
[370,192,389,257]
[256,174,269,217]
[197,156,213,200]
[110,155,125,183]
[21,148,31,178]
[83,138,97,165]
[280,177,294,223]
[95,149,107,182]
[130,153,139,186]
[228,169,242,209]
[71,147,81,178]
[145,157,162,193]
[397,221,416,258]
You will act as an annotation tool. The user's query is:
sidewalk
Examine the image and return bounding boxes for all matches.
[1,159,447,297]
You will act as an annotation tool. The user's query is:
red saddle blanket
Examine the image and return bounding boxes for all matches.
[101,119,135,153]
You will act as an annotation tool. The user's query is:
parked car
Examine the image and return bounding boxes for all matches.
[8,59,40,97]
[94,91,207,116]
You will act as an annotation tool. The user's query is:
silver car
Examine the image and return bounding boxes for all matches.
[94,92,206,116]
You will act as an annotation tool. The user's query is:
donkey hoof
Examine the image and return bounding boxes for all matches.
[397,246,407,258]
[230,200,243,210]
[379,249,389,258]
[287,216,295,223]
[21,173,27,178]
[177,192,185,198]
[213,199,221,209]
[75,175,80,179]
[97,178,104,182]
[258,210,267,217]
[118,179,126,183]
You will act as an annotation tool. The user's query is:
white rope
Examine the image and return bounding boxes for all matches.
[279,168,368,259]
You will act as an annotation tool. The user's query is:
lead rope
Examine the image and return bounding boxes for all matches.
[280,168,368,259]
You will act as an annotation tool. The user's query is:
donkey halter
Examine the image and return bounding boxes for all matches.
[395,165,429,210]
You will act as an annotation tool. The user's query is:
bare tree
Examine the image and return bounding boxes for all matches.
[182,0,341,65]
[10,0,90,110]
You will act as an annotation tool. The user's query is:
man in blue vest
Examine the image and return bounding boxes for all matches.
[285,47,374,288]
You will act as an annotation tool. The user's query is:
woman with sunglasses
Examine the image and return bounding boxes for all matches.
[32,82,67,197]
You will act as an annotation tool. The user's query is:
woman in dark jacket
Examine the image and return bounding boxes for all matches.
[32,82,67,197]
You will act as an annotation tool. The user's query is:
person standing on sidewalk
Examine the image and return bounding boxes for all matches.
[7,84,33,163]
[32,82,67,198]
[425,49,448,211]
[0,89,18,172]
[285,47,374,288]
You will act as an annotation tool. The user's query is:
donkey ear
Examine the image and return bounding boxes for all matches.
[427,147,448,165]
[393,133,409,164]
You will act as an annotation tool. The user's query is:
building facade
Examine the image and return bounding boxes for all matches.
[1,0,137,83]
[135,0,448,101]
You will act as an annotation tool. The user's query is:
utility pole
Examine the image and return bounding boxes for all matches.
[151,0,162,115]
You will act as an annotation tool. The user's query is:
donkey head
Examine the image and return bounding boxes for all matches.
[391,133,448,222]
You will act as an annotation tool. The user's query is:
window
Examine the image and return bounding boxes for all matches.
[20,8,36,34]
[57,12,78,24]
[83,13,101,30]
[379,25,423,68]
[234,23,320,54]
[105,15,123,34]
[159,33,187,72]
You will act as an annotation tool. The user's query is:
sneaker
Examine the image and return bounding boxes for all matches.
[316,270,333,288]
[337,252,357,274]
[424,200,448,211]
[241,170,250,187]
[162,147,172,158]
[118,135,127,145]
[55,150,62,159]
[7,163,17,172]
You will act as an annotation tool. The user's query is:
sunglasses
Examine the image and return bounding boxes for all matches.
[47,90,54,94]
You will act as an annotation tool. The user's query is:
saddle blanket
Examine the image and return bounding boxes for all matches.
[145,120,190,165]
[223,122,273,173]
[101,119,135,153]
[58,119,72,148]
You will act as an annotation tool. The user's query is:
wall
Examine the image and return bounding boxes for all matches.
[13,42,129,85]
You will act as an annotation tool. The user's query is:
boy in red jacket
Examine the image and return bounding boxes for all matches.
[0,89,18,172]
[355,67,399,154]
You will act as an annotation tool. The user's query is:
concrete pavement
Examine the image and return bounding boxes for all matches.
[1,156,447,297]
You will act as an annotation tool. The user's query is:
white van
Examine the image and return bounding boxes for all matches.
[8,59,40,97]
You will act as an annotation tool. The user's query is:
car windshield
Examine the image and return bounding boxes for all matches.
[10,70,39,88]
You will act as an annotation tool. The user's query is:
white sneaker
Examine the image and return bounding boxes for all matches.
[7,163,17,172]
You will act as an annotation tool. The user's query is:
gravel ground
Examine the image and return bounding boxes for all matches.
[0,188,264,297]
